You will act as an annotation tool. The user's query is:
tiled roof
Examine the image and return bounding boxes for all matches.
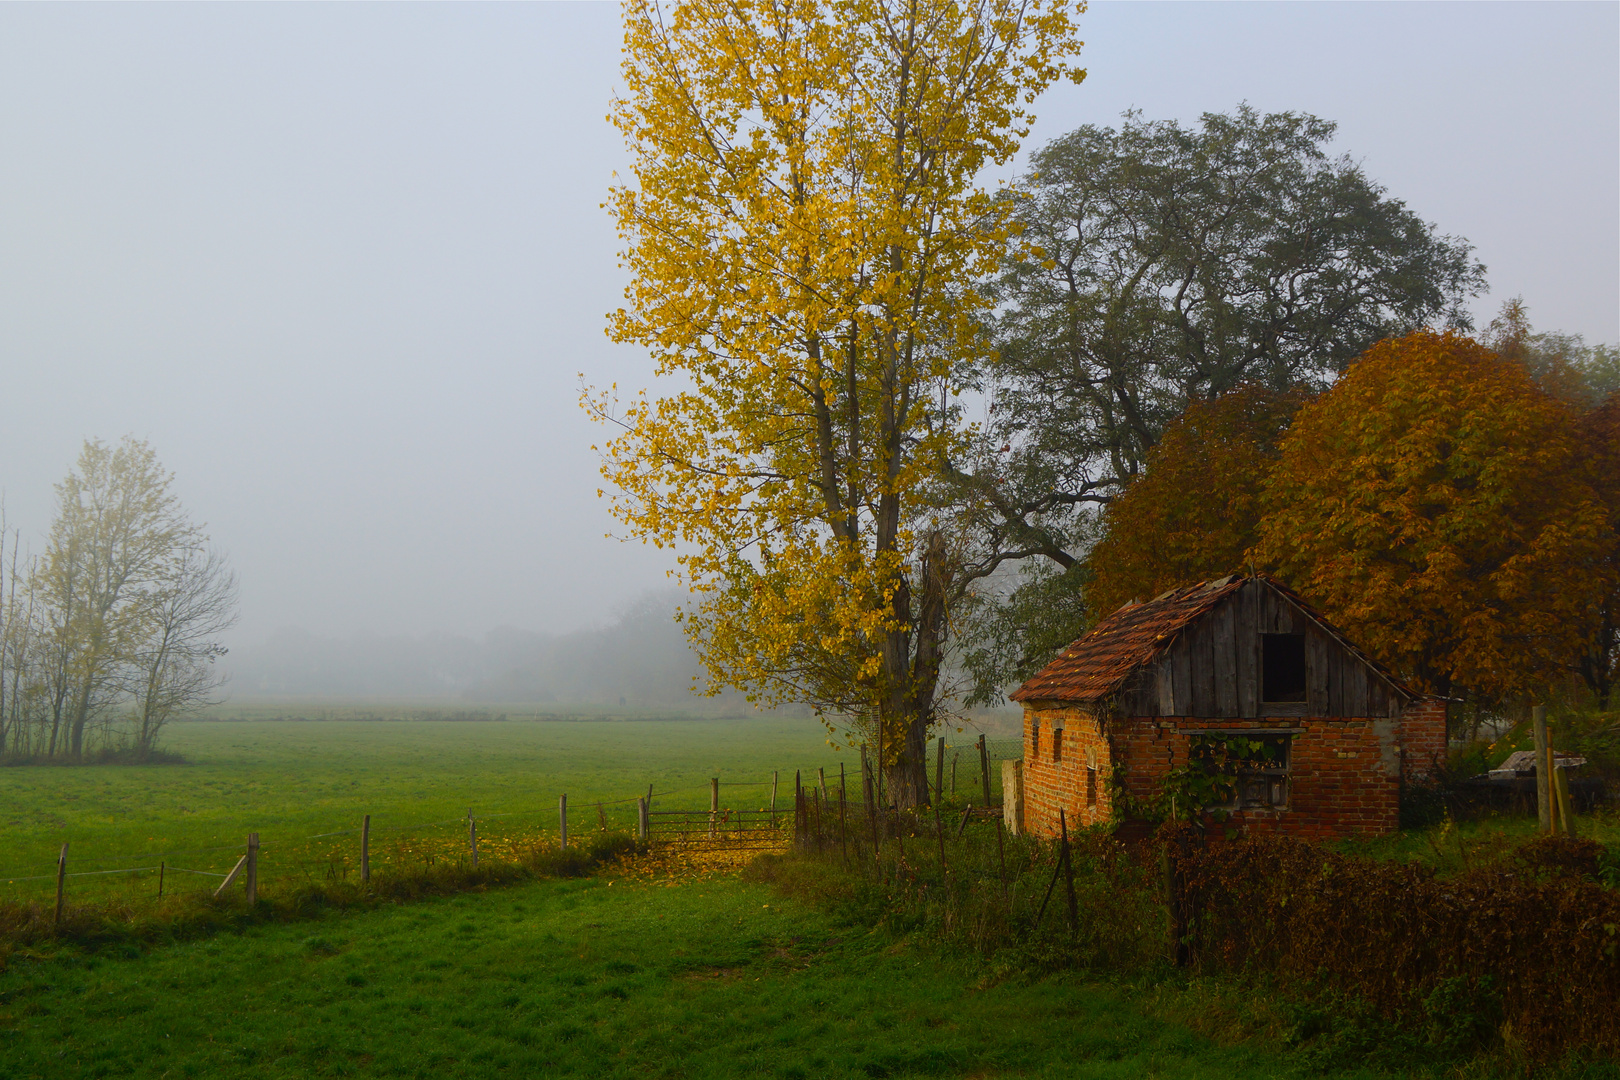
[1010,575,1246,703]
[1010,573,1416,705]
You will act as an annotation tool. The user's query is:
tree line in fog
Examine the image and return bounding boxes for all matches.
[224,590,752,712]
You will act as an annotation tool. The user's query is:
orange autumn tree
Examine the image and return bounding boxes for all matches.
[1578,392,1620,706]
[1086,384,1310,617]
[1257,330,1616,702]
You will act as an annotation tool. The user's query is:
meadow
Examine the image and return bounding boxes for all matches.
[4,716,1615,1078]
[0,864,1398,1080]
[0,716,854,904]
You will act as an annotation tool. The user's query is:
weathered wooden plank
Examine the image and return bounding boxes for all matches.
[1306,629,1331,715]
[1213,601,1238,715]
[1156,659,1175,716]
[1170,637,1192,717]
[1189,620,1217,716]
[1236,583,1259,718]
[1345,657,1369,716]
[1327,645,1346,716]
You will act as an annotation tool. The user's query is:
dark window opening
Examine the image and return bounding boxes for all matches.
[1030,718,1040,759]
[1262,633,1308,702]
[1052,728,1063,763]
[1085,766,1098,806]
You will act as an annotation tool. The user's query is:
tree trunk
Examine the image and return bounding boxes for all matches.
[880,531,952,809]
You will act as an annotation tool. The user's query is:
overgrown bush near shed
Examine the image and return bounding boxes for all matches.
[1179,833,1620,1063]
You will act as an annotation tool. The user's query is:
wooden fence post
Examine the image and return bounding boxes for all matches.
[861,747,879,855]
[770,770,779,825]
[559,795,568,850]
[979,734,992,807]
[158,860,165,898]
[245,833,260,906]
[710,777,719,838]
[361,814,371,884]
[53,842,67,927]
[637,797,649,842]
[839,762,848,862]
[598,802,607,831]
[935,737,946,805]
[468,810,478,869]
[793,770,803,848]
[818,767,828,804]
[1533,705,1551,833]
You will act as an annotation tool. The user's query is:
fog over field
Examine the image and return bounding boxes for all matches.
[222,590,738,708]
[0,2,1614,699]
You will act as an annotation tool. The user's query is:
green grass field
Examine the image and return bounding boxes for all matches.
[0,717,853,902]
[0,870,1376,1080]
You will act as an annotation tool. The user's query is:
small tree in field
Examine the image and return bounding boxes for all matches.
[591,0,1083,806]
[5,437,237,760]
[1257,331,1616,702]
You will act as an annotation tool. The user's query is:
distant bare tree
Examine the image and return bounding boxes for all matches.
[128,546,238,758]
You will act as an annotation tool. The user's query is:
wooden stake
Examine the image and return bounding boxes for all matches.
[361,815,371,884]
[935,737,946,804]
[995,817,1007,889]
[1059,810,1077,934]
[597,801,607,831]
[245,833,260,906]
[957,803,973,839]
[1533,705,1551,833]
[158,860,165,898]
[770,770,779,825]
[468,811,478,868]
[637,796,649,841]
[1554,756,1577,837]
[215,854,248,898]
[53,842,68,927]
[710,777,719,838]
[839,762,848,862]
[979,734,992,807]
[818,766,828,803]
[861,745,879,856]
[794,770,803,848]
[559,794,568,850]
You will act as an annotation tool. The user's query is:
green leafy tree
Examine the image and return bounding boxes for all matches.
[955,106,1484,698]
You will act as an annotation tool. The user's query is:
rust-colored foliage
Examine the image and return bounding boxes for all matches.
[1087,384,1311,618]
[1578,393,1620,706]
[1257,330,1616,701]
[1180,834,1620,1062]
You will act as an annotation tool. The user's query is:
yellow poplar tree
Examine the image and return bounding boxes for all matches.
[588,0,1083,805]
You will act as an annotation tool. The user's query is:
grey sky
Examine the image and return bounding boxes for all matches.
[1,2,1615,653]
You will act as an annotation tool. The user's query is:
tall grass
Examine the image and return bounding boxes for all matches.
[745,809,1166,978]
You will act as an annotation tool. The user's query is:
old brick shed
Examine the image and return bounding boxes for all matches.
[1009,574,1447,841]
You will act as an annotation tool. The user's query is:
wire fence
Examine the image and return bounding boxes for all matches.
[2,737,1024,906]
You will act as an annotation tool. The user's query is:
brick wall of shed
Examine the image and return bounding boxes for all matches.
[1400,698,1448,782]
[1024,709,1408,842]
[1022,705,1115,834]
